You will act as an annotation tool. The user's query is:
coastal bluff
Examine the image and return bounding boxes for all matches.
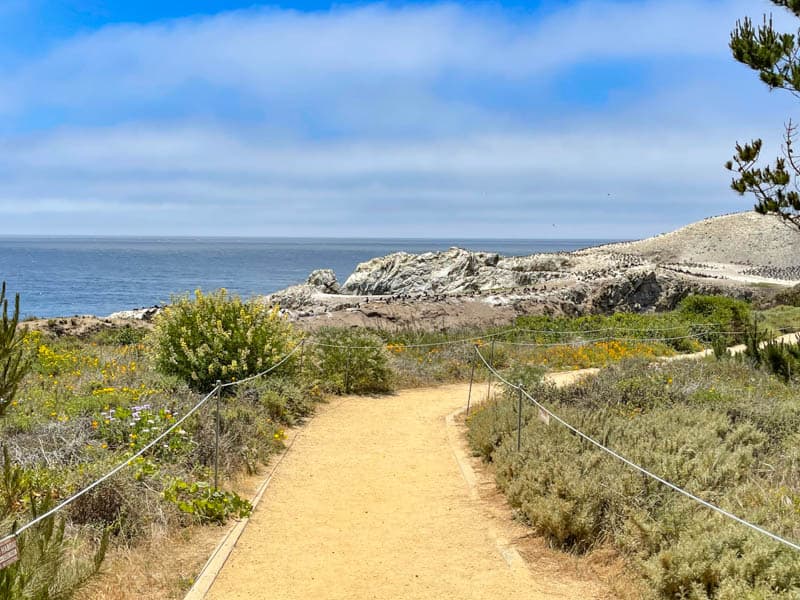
[265,212,800,330]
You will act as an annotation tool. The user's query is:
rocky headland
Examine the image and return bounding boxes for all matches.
[263,212,800,331]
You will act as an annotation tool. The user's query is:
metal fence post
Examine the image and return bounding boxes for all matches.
[344,347,352,394]
[299,339,306,375]
[487,338,496,399]
[517,386,523,452]
[466,357,476,415]
[214,380,221,491]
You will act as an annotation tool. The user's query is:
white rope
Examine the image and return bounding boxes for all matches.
[498,332,738,348]
[474,346,800,553]
[306,327,518,350]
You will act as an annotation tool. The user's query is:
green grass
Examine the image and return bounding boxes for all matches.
[757,305,800,337]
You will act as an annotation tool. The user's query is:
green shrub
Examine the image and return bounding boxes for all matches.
[0,494,107,600]
[712,334,730,360]
[150,289,301,391]
[251,376,319,426]
[515,310,702,352]
[309,329,392,394]
[163,479,251,525]
[773,284,800,308]
[757,305,800,336]
[1,446,28,514]
[185,376,322,477]
[468,358,800,598]
[92,325,148,346]
[0,282,31,417]
[678,295,751,339]
[502,363,546,389]
[742,315,800,381]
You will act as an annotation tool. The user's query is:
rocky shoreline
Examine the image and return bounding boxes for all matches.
[253,212,800,331]
[27,212,800,336]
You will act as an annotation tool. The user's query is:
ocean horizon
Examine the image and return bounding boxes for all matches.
[0,236,621,319]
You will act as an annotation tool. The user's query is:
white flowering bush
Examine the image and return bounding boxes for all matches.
[151,289,301,391]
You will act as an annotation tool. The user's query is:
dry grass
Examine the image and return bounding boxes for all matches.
[79,466,269,599]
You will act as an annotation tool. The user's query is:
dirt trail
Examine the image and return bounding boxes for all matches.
[199,333,800,599]
[203,381,612,600]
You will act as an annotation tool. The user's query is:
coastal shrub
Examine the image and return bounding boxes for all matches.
[0,487,108,600]
[67,472,171,542]
[150,289,301,391]
[92,325,148,346]
[309,328,392,394]
[378,329,480,387]
[0,282,32,417]
[162,479,251,525]
[467,358,800,598]
[757,305,800,337]
[773,284,800,308]
[711,333,730,359]
[741,316,800,381]
[678,294,750,341]
[750,337,800,382]
[249,375,319,426]
[514,311,701,352]
[184,376,322,477]
[512,296,751,350]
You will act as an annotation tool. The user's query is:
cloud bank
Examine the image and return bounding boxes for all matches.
[0,0,792,237]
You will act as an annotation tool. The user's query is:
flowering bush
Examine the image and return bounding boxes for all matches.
[528,339,679,370]
[150,289,301,391]
[94,403,191,454]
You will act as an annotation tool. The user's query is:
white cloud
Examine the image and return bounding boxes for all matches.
[0,1,775,117]
[0,120,753,236]
[0,0,793,236]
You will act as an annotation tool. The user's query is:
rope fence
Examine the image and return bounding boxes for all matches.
[1,322,795,552]
[472,345,800,553]
[306,324,754,351]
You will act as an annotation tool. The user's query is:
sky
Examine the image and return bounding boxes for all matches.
[0,0,795,238]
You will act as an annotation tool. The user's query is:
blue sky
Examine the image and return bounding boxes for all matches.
[0,0,794,237]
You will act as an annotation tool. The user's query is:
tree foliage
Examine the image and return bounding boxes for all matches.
[726,3,800,229]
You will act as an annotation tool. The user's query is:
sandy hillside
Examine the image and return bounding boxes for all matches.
[598,212,800,267]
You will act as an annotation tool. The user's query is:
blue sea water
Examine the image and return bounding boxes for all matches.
[0,237,616,319]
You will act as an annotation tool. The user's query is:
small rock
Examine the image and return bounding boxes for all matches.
[306,269,341,294]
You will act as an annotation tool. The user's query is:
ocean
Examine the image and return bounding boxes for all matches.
[0,237,616,319]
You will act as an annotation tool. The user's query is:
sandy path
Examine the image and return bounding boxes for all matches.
[204,382,610,600]
[199,333,800,599]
